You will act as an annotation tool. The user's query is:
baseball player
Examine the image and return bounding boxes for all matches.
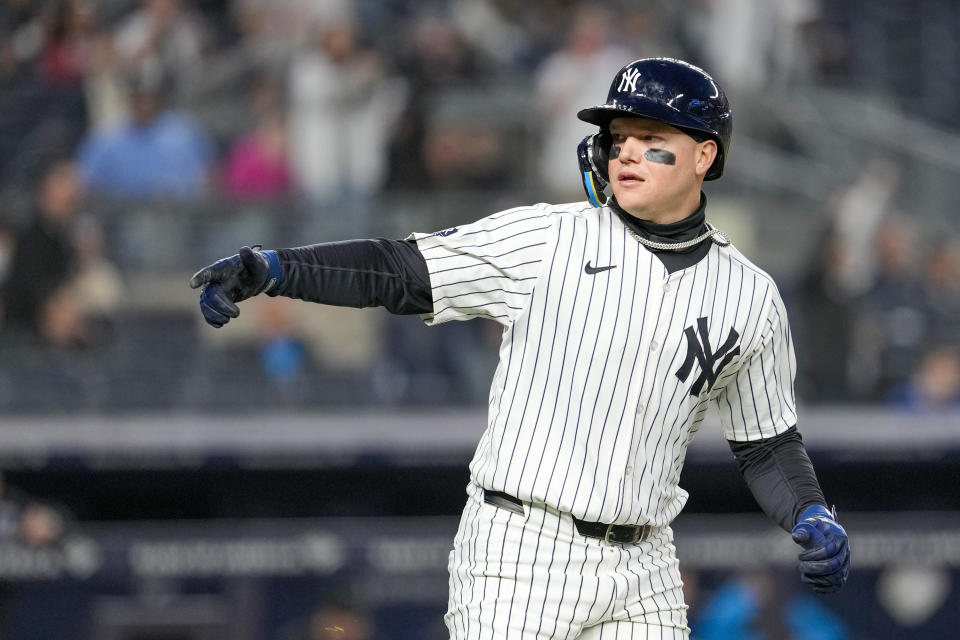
[191,58,850,639]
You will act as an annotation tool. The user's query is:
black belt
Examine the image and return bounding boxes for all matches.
[483,490,653,545]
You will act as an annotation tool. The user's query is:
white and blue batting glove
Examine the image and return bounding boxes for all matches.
[791,504,851,594]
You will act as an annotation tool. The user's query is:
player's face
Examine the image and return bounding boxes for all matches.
[607,117,717,224]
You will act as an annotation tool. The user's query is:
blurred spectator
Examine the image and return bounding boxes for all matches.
[851,219,926,399]
[84,27,130,132]
[388,11,485,190]
[37,0,97,89]
[828,158,901,297]
[421,112,504,189]
[199,0,354,145]
[180,0,299,144]
[794,159,905,401]
[403,11,482,87]
[228,0,331,65]
[793,234,857,403]
[221,76,293,200]
[0,0,100,186]
[0,471,68,639]
[0,472,66,546]
[76,65,215,200]
[36,282,89,347]
[112,0,209,100]
[399,11,522,192]
[34,0,98,139]
[287,14,407,216]
[699,0,821,92]
[1,159,80,338]
[70,215,122,321]
[232,0,355,50]
[533,3,633,200]
[257,296,310,399]
[695,571,848,640]
[918,240,960,344]
[0,0,44,84]
[887,345,960,411]
[449,0,526,68]
[0,158,116,348]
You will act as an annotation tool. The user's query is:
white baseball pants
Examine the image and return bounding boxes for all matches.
[445,483,690,639]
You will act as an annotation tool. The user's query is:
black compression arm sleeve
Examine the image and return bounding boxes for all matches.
[269,238,433,315]
[728,426,827,533]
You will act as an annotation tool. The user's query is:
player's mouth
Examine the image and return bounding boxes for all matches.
[617,171,644,185]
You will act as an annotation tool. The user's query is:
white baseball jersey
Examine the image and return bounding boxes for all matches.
[411,201,797,528]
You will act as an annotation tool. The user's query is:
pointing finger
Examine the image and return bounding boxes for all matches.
[189,255,240,289]
[190,266,214,289]
[190,260,228,289]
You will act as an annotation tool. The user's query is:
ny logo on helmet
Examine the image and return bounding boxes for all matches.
[618,68,641,93]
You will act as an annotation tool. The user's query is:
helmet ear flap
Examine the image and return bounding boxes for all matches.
[577,132,611,207]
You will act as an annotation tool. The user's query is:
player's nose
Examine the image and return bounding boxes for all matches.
[614,136,644,164]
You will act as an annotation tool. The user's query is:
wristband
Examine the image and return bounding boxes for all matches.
[796,504,836,524]
[261,250,282,293]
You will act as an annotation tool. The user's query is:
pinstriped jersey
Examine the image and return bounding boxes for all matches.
[410,201,798,527]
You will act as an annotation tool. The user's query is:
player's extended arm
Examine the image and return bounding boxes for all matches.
[729,428,850,594]
[188,240,433,328]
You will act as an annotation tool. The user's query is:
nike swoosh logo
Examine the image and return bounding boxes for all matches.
[585,261,617,275]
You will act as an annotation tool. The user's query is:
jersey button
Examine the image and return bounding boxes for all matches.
[664,283,672,292]
[625,465,633,475]
[650,341,659,351]
[636,403,645,413]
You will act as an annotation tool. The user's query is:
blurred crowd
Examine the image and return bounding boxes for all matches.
[0,0,957,411]
[792,158,960,408]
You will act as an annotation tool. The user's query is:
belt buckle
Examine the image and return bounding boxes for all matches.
[603,523,617,545]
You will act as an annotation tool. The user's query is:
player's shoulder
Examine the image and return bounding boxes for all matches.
[490,200,597,217]
[718,240,783,299]
[551,200,603,215]
[716,242,794,332]
[415,201,603,243]
[485,201,555,221]
[537,200,604,222]
[474,200,598,229]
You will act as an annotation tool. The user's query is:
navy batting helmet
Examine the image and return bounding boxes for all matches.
[575,58,732,206]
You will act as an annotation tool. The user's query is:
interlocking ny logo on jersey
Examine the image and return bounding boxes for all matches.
[618,68,641,92]
[675,317,741,396]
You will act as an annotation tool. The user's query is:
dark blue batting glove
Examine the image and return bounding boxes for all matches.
[189,246,281,328]
[791,504,850,594]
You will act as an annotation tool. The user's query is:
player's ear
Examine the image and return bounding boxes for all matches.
[694,139,718,178]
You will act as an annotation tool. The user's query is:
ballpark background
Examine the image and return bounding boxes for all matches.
[0,1,958,639]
